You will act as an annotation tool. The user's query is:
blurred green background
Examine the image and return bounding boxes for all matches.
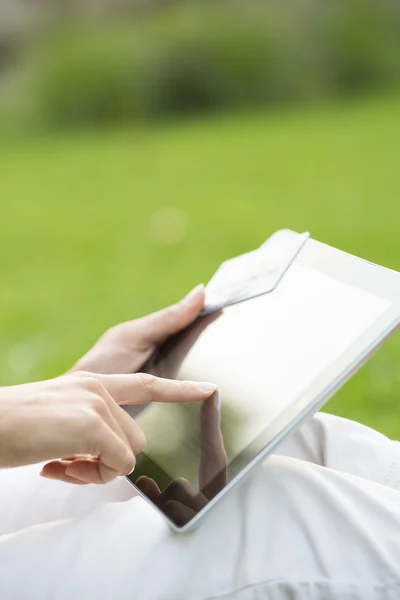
[1,0,400,438]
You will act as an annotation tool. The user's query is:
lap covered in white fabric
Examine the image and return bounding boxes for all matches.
[1,414,400,600]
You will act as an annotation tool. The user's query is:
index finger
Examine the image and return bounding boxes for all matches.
[90,373,217,406]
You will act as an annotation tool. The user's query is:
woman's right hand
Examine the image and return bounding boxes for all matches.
[0,372,216,485]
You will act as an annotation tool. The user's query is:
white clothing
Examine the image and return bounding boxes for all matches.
[0,413,400,599]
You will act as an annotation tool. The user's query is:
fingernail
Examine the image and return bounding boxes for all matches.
[195,382,218,395]
[181,284,204,307]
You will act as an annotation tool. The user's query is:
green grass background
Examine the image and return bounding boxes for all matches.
[1,93,400,437]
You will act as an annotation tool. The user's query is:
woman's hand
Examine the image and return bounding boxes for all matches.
[51,283,210,484]
[70,284,206,376]
[0,372,216,485]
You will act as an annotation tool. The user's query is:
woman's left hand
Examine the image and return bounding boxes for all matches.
[70,284,205,376]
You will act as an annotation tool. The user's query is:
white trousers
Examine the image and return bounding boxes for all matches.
[1,413,400,599]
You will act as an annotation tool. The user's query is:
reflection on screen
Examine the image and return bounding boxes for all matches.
[129,262,390,526]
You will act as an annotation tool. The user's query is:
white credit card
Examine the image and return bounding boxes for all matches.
[202,229,310,315]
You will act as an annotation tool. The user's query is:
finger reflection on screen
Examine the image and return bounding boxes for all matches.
[135,392,227,527]
[199,392,227,499]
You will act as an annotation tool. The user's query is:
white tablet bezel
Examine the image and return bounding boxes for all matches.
[127,239,400,532]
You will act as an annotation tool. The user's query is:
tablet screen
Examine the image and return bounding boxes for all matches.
[128,260,391,526]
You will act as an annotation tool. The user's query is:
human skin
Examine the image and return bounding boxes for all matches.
[0,285,216,485]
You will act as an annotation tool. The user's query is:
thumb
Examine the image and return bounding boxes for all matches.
[124,284,205,348]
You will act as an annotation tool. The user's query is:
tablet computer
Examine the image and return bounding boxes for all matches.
[125,232,400,532]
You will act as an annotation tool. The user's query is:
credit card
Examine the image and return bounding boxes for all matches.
[202,229,310,315]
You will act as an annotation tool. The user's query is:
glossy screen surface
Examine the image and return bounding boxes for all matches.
[127,261,391,527]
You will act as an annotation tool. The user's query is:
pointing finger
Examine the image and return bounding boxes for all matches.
[92,373,217,406]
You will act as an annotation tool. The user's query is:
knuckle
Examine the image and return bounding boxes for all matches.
[84,409,103,430]
[165,303,180,318]
[122,452,136,476]
[82,377,104,395]
[136,373,156,398]
[174,379,185,393]
[72,370,91,380]
[89,394,107,416]
[132,427,146,454]
[104,323,124,340]
[106,322,137,346]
